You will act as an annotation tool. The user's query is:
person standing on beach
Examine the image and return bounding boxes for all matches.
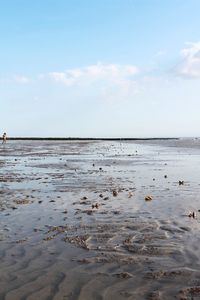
[2,132,7,144]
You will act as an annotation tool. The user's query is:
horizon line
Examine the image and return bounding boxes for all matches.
[1,137,180,141]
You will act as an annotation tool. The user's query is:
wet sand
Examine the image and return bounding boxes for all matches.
[1,139,200,299]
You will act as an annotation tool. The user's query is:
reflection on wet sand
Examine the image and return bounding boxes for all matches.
[1,139,200,299]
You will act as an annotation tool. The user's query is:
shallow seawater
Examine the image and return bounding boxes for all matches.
[1,139,200,300]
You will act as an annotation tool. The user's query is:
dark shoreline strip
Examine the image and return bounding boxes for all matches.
[2,137,179,141]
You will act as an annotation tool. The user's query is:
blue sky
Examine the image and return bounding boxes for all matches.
[1,0,200,137]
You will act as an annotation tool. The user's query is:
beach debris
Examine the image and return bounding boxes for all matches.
[78,209,94,215]
[77,258,91,264]
[164,175,167,178]
[114,272,133,279]
[63,235,89,250]
[180,286,200,297]
[15,239,27,244]
[99,193,104,198]
[43,235,56,241]
[99,167,103,171]
[46,225,68,234]
[33,228,42,232]
[38,200,42,204]
[81,196,88,200]
[80,200,90,205]
[92,203,99,209]
[188,211,196,218]
[104,196,109,200]
[11,206,18,210]
[179,180,184,185]
[128,192,133,198]
[112,190,118,197]
[146,291,161,300]
[13,199,31,205]
[145,195,153,201]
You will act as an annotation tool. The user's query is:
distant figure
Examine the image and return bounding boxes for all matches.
[2,132,7,144]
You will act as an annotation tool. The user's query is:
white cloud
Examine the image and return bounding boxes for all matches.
[48,63,140,102]
[49,63,139,87]
[14,75,30,84]
[176,42,200,78]
[155,50,166,57]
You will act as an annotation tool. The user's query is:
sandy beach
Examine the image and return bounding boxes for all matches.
[1,139,200,300]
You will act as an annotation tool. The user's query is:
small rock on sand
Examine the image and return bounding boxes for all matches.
[188,211,196,218]
[145,195,153,201]
[112,190,118,197]
[179,180,184,185]
[92,203,99,209]
[114,272,133,279]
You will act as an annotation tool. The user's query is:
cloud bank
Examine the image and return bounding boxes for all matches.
[176,42,200,78]
[49,63,139,86]
[14,75,30,84]
[2,42,200,92]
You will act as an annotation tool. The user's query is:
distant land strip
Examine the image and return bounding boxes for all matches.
[3,137,179,141]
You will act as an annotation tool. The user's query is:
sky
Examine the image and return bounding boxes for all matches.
[1,0,200,137]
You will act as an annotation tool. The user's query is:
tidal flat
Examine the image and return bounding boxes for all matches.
[1,139,200,300]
